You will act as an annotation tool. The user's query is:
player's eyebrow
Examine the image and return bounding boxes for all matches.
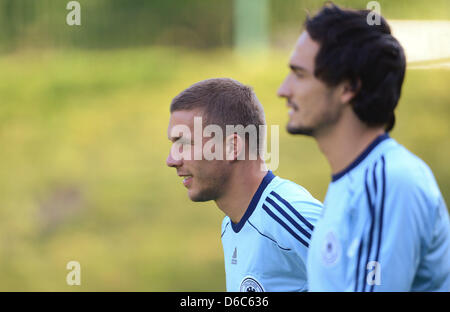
[168,135,193,144]
[168,135,180,142]
[289,64,309,74]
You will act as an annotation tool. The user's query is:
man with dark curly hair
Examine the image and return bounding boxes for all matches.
[278,3,450,291]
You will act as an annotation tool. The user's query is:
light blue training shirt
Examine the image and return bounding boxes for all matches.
[221,171,323,292]
[308,134,450,291]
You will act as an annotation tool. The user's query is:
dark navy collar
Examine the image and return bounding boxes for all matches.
[331,133,390,182]
[231,170,276,233]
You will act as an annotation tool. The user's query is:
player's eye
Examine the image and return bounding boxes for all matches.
[293,71,304,78]
[175,138,192,146]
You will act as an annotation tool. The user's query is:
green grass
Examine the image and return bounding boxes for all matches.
[0,47,448,291]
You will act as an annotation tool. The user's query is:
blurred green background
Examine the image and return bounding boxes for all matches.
[0,0,448,291]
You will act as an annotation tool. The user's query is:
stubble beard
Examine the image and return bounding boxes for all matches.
[286,123,315,137]
[188,171,229,202]
[286,92,342,138]
[189,186,220,202]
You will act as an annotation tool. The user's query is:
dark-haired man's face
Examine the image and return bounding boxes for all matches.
[277,31,344,137]
[166,109,231,202]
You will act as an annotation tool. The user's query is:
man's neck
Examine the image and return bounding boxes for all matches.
[316,114,385,176]
[215,162,268,224]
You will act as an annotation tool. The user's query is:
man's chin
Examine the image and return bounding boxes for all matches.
[188,190,214,202]
[286,123,315,136]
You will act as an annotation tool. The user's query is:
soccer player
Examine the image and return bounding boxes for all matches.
[277,3,450,291]
[166,78,322,291]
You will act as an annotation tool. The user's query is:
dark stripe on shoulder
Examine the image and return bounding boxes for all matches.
[265,196,311,239]
[262,204,309,248]
[270,191,315,231]
[363,166,377,292]
[354,238,365,292]
[221,221,230,238]
[372,161,378,197]
[248,220,292,251]
[371,155,386,292]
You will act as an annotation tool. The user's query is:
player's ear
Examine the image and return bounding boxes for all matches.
[225,133,244,161]
[340,79,361,104]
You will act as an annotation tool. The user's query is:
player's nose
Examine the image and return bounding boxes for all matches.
[166,150,183,168]
[277,76,291,98]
